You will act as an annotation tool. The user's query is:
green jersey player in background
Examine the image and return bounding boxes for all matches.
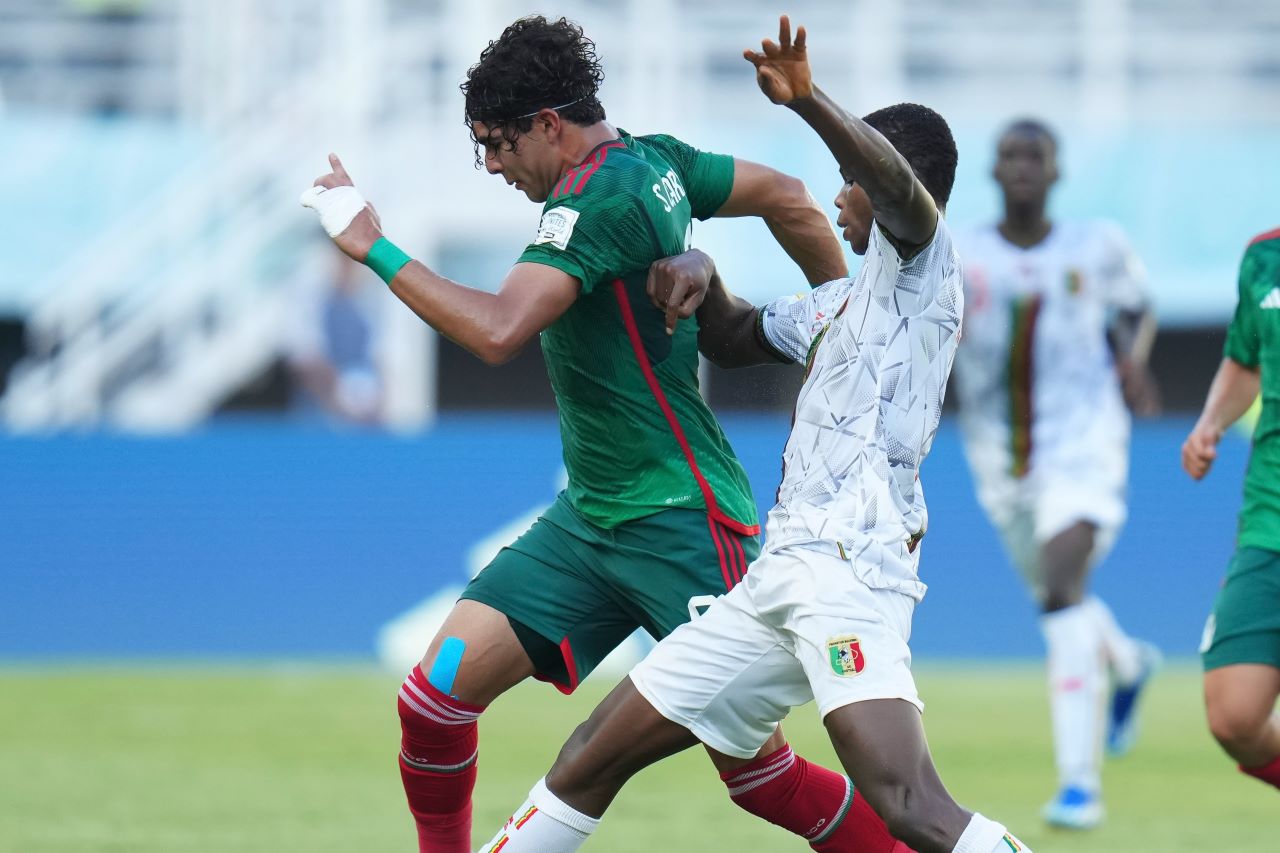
[302,15,911,853]
[1183,226,1280,794]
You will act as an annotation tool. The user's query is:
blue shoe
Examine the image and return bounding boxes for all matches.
[1042,786,1104,829]
[1107,641,1162,757]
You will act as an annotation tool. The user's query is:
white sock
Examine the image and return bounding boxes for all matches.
[475,777,600,853]
[953,812,1033,852]
[1081,595,1143,685]
[1041,604,1105,793]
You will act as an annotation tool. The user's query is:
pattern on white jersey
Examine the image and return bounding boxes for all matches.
[760,221,963,599]
[951,221,1147,481]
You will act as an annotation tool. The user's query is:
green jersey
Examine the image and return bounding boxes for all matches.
[516,131,758,532]
[1224,227,1280,550]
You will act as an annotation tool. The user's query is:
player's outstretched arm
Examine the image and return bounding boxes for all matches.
[646,250,783,368]
[744,16,937,252]
[301,154,577,366]
[1182,357,1260,480]
[714,159,848,286]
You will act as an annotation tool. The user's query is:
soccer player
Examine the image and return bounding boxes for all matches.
[300,14,915,853]
[1183,226,1280,792]
[475,17,1032,853]
[949,119,1161,829]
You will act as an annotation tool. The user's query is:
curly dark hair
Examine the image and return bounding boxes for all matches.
[862,103,958,207]
[461,15,607,167]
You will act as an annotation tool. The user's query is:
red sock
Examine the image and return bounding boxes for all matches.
[1240,755,1280,790]
[397,665,484,853]
[720,745,913,852]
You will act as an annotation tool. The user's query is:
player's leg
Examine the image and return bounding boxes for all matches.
[1201,546,1280,788]
[399,601,535,853]
[478,574,809,852]
[1031,467,1155,826]
[400,497,637,853]
[822,700,1030,853]
[1033,519,1110,826]
[1204,665,1280,783]
[611,511,908,851]
[778,548,1032,853]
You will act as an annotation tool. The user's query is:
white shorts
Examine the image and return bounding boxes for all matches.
[630,543,920,759]
[964,439,1127,598]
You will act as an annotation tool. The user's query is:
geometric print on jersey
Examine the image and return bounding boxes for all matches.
[760,221,964,597]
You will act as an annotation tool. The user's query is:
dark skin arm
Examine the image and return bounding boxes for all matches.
[646,249,784,368]
[744,16,938,254]
[307,154,579,366]
[1108,304,1161,415]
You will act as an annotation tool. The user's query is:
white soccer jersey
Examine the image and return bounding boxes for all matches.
[951,221,1147,482]
[759,220,964,600]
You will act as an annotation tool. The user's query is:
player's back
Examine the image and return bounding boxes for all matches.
[951,220,1147,476]
[759,220,963,598]
[516,132,757,533]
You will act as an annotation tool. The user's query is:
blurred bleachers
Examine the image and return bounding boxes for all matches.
[1,0,1277,430]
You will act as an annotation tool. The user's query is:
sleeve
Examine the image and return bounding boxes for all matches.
[639,134,735,221]
[758,278,854,364]
[1225,244,1263,368]
[1096,222,1149,311]
[516,194,657,294]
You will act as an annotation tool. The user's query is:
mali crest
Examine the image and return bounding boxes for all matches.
[827,635,865,677]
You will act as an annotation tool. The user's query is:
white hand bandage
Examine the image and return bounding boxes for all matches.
[300,184,368,238]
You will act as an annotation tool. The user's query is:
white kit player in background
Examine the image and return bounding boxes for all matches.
[951,118,1162,830]
[474,18,1035,853]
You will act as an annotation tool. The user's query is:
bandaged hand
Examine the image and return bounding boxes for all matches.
[301,153,383,261]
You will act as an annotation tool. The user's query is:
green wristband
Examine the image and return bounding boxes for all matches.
[365,237,412,284]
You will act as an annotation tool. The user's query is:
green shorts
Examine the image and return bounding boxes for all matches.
[1201,546,1280,671]
[461,492,759,693]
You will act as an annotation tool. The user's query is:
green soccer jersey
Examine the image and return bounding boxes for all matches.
[516,131,758,532]
[1224,228,1280,551]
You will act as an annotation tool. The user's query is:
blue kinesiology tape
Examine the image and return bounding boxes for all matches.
[427,636,466,696]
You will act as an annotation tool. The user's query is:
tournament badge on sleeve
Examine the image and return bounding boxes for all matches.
[827,635,865,677]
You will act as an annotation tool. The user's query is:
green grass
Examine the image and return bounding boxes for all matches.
[0,663,1272,852]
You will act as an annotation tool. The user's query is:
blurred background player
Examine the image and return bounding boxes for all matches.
[476,17,1033,853]
[300,14,907,853]
[950,118,1161,829]
[286,250,387,425]
[1183,226,1280,794]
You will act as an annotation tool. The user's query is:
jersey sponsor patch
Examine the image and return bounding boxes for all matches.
[533,206,580,250]
[827,635,865,677]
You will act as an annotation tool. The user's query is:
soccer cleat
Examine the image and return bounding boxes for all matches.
[1107,641,1162,757]
[1042,786,1104,829]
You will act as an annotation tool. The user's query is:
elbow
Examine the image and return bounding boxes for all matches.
[476,330,528,366]
[770,174,821,221]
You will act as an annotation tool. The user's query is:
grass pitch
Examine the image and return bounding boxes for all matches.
[0,663,1271,852]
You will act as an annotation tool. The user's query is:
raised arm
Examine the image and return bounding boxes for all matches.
[744,16,937,251]
[302,154,577,366]
[713,158,848,286]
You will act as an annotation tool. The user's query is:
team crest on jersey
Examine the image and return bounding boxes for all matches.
[533,206,580,250]
[827,635,865,677]
[1065,268,1083,295]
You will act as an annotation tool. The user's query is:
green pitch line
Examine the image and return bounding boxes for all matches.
[0,663,1272,852]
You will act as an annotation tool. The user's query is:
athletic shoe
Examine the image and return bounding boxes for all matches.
[1042,786,1104,829]
[1107,641,1163,757]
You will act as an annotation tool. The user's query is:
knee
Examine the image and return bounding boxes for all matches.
[862,780,954,850]
[1206,697,1269,755]
[546,719,599,794]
